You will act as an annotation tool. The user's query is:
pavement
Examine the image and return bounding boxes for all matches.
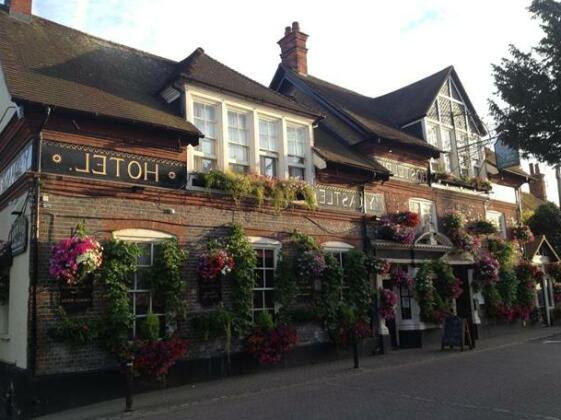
[38,327,561,420]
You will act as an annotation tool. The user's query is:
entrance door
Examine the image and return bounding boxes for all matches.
[454,266,478,341]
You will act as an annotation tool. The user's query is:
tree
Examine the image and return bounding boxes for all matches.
[528,202,561,253]
[490,0,561,166]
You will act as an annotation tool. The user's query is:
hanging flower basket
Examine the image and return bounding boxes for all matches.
[475,256,500,285]
[196,248,235,281]
[390,266,413,289]
[378,288,398,320]
[512,225,534,243]
[49,235,103,287]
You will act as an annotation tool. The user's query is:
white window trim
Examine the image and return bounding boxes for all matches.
[250,237,281,314]
[112,229,174,337]
[321,241,354,252]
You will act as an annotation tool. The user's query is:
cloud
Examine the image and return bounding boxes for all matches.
[401,9,441,32]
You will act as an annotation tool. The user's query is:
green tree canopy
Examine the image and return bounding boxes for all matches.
[528,202,561,253]
[490,0,561,165]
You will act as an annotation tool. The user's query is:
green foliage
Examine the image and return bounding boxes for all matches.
[48,311,99,346]
[225,224,257,336]
[140,311,160,342]
[198,170,316,211]
[191,305,234,343]
[482,284,502,318]
[343,249,372,319]
[314,254,344,334]
[287,306,316,324]
[487,239,515,268]
[148,238,188,320]
[291,231,320,252]
[414,260,459,323]
[414,263,437,322]
[255,311,275,331]
[274,254,299,323]
[469,220,497,236]
[528,202,561,254]
[96,239,141,350]
[490,0,561,165]
[497,268,519,307]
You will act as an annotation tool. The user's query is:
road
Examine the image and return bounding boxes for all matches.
[129,334,561,420]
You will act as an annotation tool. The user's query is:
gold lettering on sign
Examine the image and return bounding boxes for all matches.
[91,154,107,176]
[144,162,159,182]
[128,161,142,180]
[109,157,124,177]
[75,152,91,173]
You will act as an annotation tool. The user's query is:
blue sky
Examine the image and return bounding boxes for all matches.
[30,0,558,204]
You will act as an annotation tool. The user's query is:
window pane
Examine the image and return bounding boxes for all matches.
[426,123,439,148]
[194,102,216,140]
[259,119,279,152]
[264,250,275,268]
[260,156,278,178]
[289,166,305,180]
[229,163,248,174]
[264,270,274,288]
[264,290,274,309]
[229,144,249,164]
[253,291,264,309]
[287,125,306,157]
[255,270,265,288]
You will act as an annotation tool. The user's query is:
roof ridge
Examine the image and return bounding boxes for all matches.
[373,65,453,100]
[30,14,178,65]
[292,68,376,101]
[192,54,315,110]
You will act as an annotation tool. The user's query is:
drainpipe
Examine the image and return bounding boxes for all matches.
[29,105,51,375]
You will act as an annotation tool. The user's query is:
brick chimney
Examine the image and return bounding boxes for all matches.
[5,0,32,18]
[278,22,309,75]
[529,163,547,201]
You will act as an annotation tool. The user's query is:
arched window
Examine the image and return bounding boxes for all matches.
[248,237,281,317]
[113,229,174,337]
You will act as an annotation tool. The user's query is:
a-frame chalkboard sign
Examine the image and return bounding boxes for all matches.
[441,315,474,351]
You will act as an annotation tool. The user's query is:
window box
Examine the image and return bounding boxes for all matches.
[431,172,491,192]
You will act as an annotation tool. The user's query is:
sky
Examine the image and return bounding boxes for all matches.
[31,0,560,205]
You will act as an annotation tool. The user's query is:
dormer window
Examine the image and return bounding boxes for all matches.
[287,123,307,179]
[187,89,314,183]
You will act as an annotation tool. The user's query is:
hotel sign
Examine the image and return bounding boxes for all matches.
[314,185,385,216]
[41,141,187,189]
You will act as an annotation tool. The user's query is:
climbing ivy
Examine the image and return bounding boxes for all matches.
[225,224,257,336]
[147,238,188,321]
[95,239,141,350]
[274,254,298,323]
[343,249,373,319]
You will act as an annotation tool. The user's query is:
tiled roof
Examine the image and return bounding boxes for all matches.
[276,65,440,155]
[172,48,319,118]
[0,12,203,136]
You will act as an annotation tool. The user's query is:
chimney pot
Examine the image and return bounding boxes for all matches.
[278,21,309,75]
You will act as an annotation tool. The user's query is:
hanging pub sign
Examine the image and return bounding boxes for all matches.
[9,215,28,257]
[41,141,187,189]
[494,138,520,170]
[314,185,385,216]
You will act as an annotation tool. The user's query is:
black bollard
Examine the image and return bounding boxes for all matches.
[352,331,359,369]
[125,359,134,412]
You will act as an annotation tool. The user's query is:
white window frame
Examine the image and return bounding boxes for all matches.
[486,210,506,238]
[423,77,484,179]
[227,108,251,173]
[249,237,281,316]
[409,198,438,232]
[193,100,219,172]
[112,229,174,338]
